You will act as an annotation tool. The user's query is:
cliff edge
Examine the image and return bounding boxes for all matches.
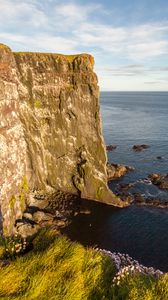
[0,44,124,235]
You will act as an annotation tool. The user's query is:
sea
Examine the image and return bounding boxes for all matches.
[63,92,168,272]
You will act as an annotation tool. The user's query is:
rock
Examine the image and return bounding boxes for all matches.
[145,197,168,208]
[117,183,135,191]
[27,193,49,210]
[156,156,164,160]
[16,223,40,238]
[149,173,168,189]
[107,163,134,181]
[79,209,91,214]
[0,44,125,235]
[106,145,117,151]
[132,191,168,208]
[32,211,54,223]
[23,212,33,220]
[149,173,161,181]
[55,210,64,218]
[118,193,134,204]
[132,144,150,151]
[0,260,10,268]
[56,220,67,227]
[133,193,145,204]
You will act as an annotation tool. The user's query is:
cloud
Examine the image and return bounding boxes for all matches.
[144,81,166,85]
[97,65,145,77]
[76,22,168,60]
[97,65,168,77]
[55,3,102,23]
[0,0,168,62]
[0,0,48,28]
[0,0,168,90]
[0,32,77,53]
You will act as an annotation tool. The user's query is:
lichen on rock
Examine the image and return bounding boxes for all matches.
[0,43,125,236]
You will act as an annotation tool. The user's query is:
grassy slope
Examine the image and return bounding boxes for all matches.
[0,229,167,300]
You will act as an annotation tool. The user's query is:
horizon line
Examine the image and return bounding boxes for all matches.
[100,90,168,92]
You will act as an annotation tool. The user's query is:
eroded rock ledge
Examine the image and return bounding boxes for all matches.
[0,44,125,235]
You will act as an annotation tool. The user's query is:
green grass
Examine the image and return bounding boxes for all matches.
[0,229,167,300]
[13,52,93,63]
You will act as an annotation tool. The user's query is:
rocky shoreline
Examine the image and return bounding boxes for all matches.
[106,144,168,209]
[1,146,167,239]
[1,143,167,240]
[14,190,82,238]
[98,249,164,278]
[96,248,164,285]
[1,145,167,274]
[107,163,135,181]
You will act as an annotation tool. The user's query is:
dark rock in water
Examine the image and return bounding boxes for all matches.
[107,163,135,181]
[148,173,168,190]
[79,208,91,215]
[106,145,117,151]
[132,191,168,208]
[148,198,167,208]
[156,156,164,160]
[132,144,150,151]
[133,193,145,204]
[117,182,135,192]
[145,197,168,208]
[117,192,134,204]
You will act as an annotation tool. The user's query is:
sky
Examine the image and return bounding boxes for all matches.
[0,0,168,91]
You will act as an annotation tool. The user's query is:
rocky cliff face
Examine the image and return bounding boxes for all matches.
[0,44,124,235]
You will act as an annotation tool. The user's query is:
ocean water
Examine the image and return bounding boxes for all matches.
[63,92,168,272]
[102,92,168,199]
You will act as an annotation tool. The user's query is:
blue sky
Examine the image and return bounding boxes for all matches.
[0,0,168,91]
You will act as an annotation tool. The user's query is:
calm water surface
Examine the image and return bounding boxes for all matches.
[63,92,168,272]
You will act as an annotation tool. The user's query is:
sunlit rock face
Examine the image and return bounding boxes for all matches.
[0,44,124,235]
[0,45,27,235]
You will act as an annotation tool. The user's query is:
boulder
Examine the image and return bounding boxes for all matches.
[149,173,168,189]
[106,145,117,151]
[117,182,135,191]
[32,211,54,223]
[132,144,150,151]
[16,223,40,238]
[107,163,134,181]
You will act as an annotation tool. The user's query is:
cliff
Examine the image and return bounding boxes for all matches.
[0,44,124,235]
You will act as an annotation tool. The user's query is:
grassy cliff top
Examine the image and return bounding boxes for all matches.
[13,51,94,65]
[0,229,167,300]
[0,43,11,50]
[0,43,94,66]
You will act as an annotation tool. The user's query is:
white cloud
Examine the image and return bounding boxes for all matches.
[97,64,168,77]
[0,0,48,28]
[0,1,168,90]
[55,3,95,22]
[0,32,77,53]
[0,1,168,61]
[76,22,168,60]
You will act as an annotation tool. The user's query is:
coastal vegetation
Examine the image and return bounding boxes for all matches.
[0,229,167,300]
